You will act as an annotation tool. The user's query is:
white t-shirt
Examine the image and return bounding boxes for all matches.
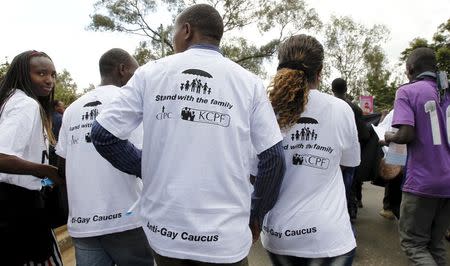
[56,85,144,238]
[96,47,282,263]
[261,90,360,258]
[0,90,48,190]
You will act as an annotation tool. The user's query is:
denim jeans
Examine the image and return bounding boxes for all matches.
[73,227,153,266]
[152,251,249,266]
[268,248,356,266]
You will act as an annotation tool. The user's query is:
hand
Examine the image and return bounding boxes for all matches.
[37,164,64,186]
[378,139,388,146]
[384,131,396,145]
[249,219,261,244]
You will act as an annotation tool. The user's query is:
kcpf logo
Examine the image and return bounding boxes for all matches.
[181,107,230,127]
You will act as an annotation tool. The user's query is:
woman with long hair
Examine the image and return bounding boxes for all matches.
[0,50,63,265]
[261,34,360,265]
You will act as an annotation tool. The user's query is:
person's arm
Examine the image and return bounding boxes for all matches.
[0,153,60,184]
[250,141,285,237]
[91,121,142,177]
[384,125,415,144]
[386,87,416,145]
[248,79,285,242]
[56,156,66,181]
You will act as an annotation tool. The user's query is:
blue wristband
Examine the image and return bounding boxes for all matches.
[41,177,54,187]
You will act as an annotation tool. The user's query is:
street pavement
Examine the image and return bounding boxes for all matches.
[62,184,450,265]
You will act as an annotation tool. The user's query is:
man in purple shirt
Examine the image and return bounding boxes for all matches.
[385,47,450,265]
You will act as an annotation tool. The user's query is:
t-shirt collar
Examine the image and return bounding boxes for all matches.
[188,44,222,55]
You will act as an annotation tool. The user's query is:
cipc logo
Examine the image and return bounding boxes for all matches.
[156,106,173,120]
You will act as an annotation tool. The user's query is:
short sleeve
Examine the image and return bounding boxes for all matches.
[0,99,38,157]
[55,111,69,158]
[0,98,42,190]
[96,68,145,139]
[250,80,282,154]
[339,103,361,167]
[249,147,259,176]
[392,87,415,127]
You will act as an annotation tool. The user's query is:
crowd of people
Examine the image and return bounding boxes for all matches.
[0,3,449,266]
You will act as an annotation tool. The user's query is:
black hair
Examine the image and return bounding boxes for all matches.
[331,78,347,95]
[99,48,134,78]
[177,4,224,42]
[0,50,55,144]
[53,99,62,107]
[407,47,437,77]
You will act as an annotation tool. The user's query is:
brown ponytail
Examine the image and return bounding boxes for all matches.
[269,68,309,130]
[269,34,324,131]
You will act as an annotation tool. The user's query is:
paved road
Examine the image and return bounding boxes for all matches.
[62,184,450,265]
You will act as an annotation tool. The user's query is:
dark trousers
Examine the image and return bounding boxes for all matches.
[399,193,450,266]
[152,251,248,266]
[267,249,355,266]
[342,167,357,220]
[382,175,402,218]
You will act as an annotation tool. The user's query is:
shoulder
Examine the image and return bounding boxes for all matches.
[220,57,262,83]
[139,53,180,72]
[398,79,435,93]
[4,90,40,115]
[314,91,350,109]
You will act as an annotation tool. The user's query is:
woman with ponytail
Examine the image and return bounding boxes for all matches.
[260,35,360,265]
[0,50,63,265]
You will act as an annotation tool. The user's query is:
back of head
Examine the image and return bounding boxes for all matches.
[176,4,223,44]
[99,48,133,77]
[406,47,437,79]
[269,34,324,130]
[331,78,347,96]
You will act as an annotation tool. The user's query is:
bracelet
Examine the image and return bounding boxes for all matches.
[41,177,54,187]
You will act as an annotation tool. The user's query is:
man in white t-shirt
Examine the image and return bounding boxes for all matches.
[91,4,285,266]
[56,48,153,265]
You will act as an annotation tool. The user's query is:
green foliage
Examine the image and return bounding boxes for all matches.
[54,69,79,105]
[82,84,96,94]
[324,15,390,97]
[89,0,322,74]
[364,46,395,111]
[0,58,9,82]
[400,18,450,74]
[433,19,450,74]
[399,38,430,62]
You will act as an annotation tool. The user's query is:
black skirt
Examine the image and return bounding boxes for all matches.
[0,182,55,264]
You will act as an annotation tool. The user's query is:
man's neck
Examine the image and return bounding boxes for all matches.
[188,43,221,53]
[100,77,121,87]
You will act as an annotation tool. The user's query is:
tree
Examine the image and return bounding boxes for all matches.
[433,19,450,74]
[0,58,9,82]
[82,84,96,94]
[400,18,450,74]
[54,69,79,105]
[399,37,429,62]
[324,16,389,97]
[88,0,322,75]
[364,45,397,111]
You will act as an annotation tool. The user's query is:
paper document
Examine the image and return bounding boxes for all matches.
[385,142,407,166]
